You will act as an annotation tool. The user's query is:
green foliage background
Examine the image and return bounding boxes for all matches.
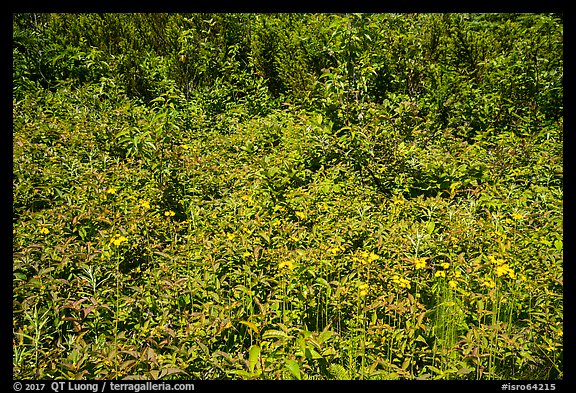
[13,13,562,380]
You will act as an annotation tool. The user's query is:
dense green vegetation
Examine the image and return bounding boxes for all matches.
[13,13,563,380]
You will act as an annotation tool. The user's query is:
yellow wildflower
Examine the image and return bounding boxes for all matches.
[181,144,189,149]
[329,245,344,255]
[512,213,523,220]
[279,260,294,270]
[448,280,458,289]
[295,211,307,220]
[105,188,116,194]
[481,277,496,289]
[164,210,175,217]
[242,251,251,258]
[495,264,510,277]
[226,232,236,240]
[414,257,427,270]
[39,227,50,235]
[492,259,515,279]
[435,270,446,278]
[353,250,378,264]
[440,262,450,269]
[392,275,411,289]
[488,255,506,266]
[368,252,380,262]
[110,235,128,246]
[139,200,151,209]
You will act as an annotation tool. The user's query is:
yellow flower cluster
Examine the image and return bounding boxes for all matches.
[363,251,380,262]
[392,274,410,289]
[358,283,369,297]
[164,210,175,217]
[241,195,254,204]
[488,255,516,279]
[487,255,502,265]
[414,257,427,270]
[279,260,295,270]
[393,195,405,205]
[105,188,116,194]
[329,245,346,255]
[295,211,307,220]
[481,277,496,288]
[352,250,379,264]
[110,234,128,246]
[434,260,462,289]
[39,227,50,234]
[495,264,516,278]
[511,212,523,220]
[139,199,151,209]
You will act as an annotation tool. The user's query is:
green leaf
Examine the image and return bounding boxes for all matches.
[259,232,270,244]
[426,221,435,235]
[150,96,166,104]
[248,344,260,373]
[328,363,350,380]
[239,321,259,335]
[554,239,562,252]
[318,329,334,345]
[262,329,291,341]
[285,359,301,380]
[319,340,337,355]
[401,358,410,370]
[305,347,323,360]
[305,336,322,351]
[457,367,473,376]
[415,335,428,344]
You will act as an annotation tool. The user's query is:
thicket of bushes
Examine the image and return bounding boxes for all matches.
[14,13,562,121]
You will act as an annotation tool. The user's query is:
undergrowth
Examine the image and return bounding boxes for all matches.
[13,13,562,380]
